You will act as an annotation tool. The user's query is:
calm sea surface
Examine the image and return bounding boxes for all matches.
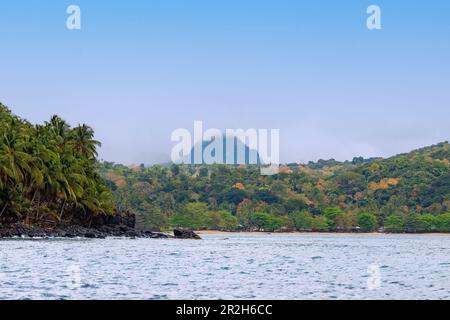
[1,233,450,300]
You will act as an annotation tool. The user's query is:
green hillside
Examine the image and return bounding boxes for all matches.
[2,104,449,233]
[99,142,450,232]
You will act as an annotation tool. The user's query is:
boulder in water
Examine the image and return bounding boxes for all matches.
[173,229,202,239]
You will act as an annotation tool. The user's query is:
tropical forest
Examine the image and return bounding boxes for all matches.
[99,142,450,233]
[1,103,450,233]
[0,103,115,226]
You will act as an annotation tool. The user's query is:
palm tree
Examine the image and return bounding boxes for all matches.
[71,124,101,159]
[47,115,69,137]
[0,122,35,219]
[0,103,115,224]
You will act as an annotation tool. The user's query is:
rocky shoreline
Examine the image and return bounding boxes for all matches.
[0,223,173,239]
[0,212,201,240]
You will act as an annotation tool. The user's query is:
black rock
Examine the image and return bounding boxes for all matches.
[173,229,202,240]
[84,232,97,238]
[0,211,169,239]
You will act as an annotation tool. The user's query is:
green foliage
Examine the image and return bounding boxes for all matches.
[252,212,283,231]
[335,212,358,230]
[0,103,114,224]
[217,210,239,229]
[236,200,254,226]
[435,213,450,232]
[384,215,404,232]
[382,212,450,233]
[283,196,308,212]
[169,202,209,229]
[357,212,377,232]
[290,211,313,230]
[311,216,329,231]
[5,104,448,233]
[98,136,450,232]
[415,214,436,232]
[323,207,344,231]
[169,203,238,230]
[137,202,167,231]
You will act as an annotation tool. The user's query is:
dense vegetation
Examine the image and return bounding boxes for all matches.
[2,104,449,233]
[100,142,450,233]
[0,104,115,226]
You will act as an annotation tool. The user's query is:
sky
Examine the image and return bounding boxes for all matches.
[1,0,449,165]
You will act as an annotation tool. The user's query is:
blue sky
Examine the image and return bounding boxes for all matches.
[1,0,449,164]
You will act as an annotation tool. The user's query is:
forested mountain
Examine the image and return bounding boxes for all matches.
[0,104,115,226]
[99,142,450,232]
[180,136,262,165]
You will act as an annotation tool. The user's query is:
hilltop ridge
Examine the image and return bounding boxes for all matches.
[100,141,450,232]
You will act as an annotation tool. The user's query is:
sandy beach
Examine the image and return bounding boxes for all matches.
[195,230,450,236]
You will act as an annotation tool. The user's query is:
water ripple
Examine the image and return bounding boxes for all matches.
[0,234,450,299]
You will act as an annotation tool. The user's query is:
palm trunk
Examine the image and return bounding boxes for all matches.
[59,200,66,222]
[35,192,41,221]
[0,204,8,218]
[30,189,38,205]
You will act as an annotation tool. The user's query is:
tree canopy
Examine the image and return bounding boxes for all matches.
[3,103,449,233]
[0,103,115,225]
[99,141,450,232]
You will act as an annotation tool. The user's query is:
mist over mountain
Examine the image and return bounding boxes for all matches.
[177,136,263,165]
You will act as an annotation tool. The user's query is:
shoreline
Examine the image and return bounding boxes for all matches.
[0,222,202,240]
[0,223,172,239]
[195,230,450,236]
